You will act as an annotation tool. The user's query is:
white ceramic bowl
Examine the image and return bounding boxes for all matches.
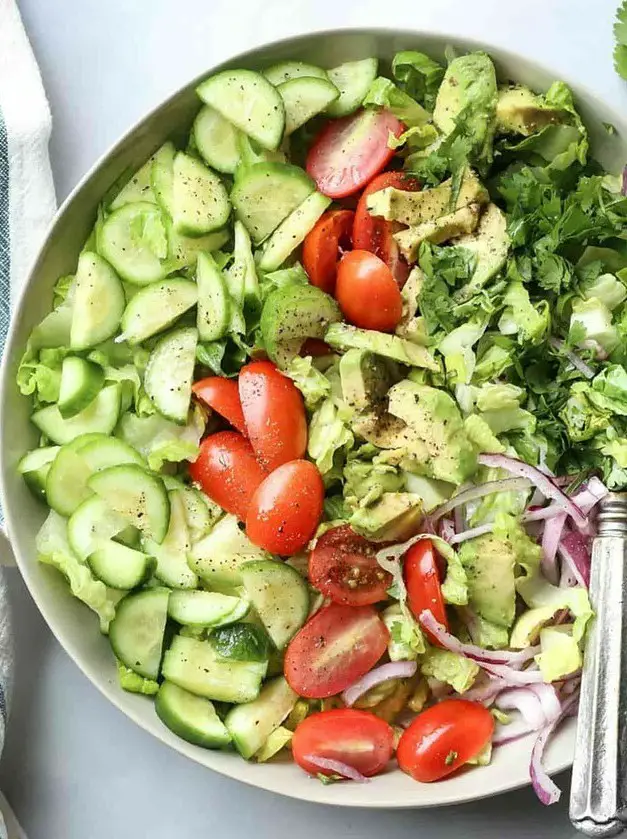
[1,29,623,808]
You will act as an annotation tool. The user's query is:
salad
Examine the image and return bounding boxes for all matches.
[16,46,627,804]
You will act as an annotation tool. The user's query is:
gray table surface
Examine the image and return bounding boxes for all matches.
[2,0,625,836]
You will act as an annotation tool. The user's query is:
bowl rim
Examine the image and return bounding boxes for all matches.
[1,26,622,809]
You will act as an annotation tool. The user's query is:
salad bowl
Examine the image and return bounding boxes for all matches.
[1,28,624,808]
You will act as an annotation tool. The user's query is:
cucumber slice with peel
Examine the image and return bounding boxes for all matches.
[257,191,331,272]
[88,463,170,543]
[18,446,59,500]
[176,485,222,543]
[109,153,157,209]
[88,541,156,590]
[260,284,341,369]
[120,277,198,345]
[68,494,129,560]
[196,69,285,151]
[193,105,241,175]
[212,622,269,662]
[150,141,176,215]
[325,57,378,117]
[142,490,197,589]
[70,252,125,350]
[240,560,309,649]
[32,384,122,445]
[109,588,170,679]
[277,77,339,135]
[263,61,329,86]
[168,590,249,627]
[188,514,268,590]
[144,327,198,424]
[58,357,105,418]
[155,682,231,749]
[231,162,315,245]
[172,152,231,236]
[163,220,229,273]
[225,676,298,759]
[196,252,230,342]
[99,202,168,285]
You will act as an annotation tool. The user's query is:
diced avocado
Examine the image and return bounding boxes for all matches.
[349,491,423,542]
[466,613,510,650]
[325,323,439,371]
[453,203,509,299]
[509,604,560,649]
[496,85,564,137]
[339,349,394,412]
[395,205,482,262]
[344,454,403,508]
[387,380,477,484]
[366,169,488,227]
[433,52,498,144]
[351,410,424,453]
[458,534,517,628]
[403,473,453,512]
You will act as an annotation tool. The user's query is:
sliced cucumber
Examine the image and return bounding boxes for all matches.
[18,446,59,500]
[225,676,298,759]
[257,191,331,272]
[278,77,339,135]
[144,327,198,424]
[70,252,126,350]
[260,284,341,369]
[176,485,222,543]
[188,514,268,590]
[99,202,167,286]
[196,252,230,342]
[58,356,105,418]
[196,69,285,151]
[325,57,378,117]
[231,162,315,245]
[67,494,129,559]
[109,587,170,679]
[32,383,122,445]
[263,61,329,86]
[162,634,266,702]
[142,490,197,589]
[109,153,157,209]
[193,105,241,175]
[120,277,197,345]
[150,142,176,215]
[171,152,230,236]
[88,463,170,543]
[240,560,309,649]
[212,622,269,662]
[237,135,286,171]
[88,541,156,590]
[164,219,229,273]
[168,590,249,627]
[155,682,231,749]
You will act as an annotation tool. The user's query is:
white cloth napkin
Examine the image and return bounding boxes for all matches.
[0,0,56,836]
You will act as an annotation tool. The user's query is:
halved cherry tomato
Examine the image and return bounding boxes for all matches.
[405,539,449,646]
[292,709,395,778]
[308,525,392,606]
[397,699,495,782]
[302,209,354,294]
[246,460,324,556]
[189,431,266,520]
[238,360,307,472]
[353,171,421,286]
[284,603,389,699]
[335,250,403,332]
[300,338,332,357]
[306,109,404,199]
[192,377,246,434]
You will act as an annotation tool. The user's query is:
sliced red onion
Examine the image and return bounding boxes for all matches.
[477,454,587,529]
[496,688,547,729]
[541,513,566,585]
[439,518,455,543]
[523,506,567,523]
[342,661,418,707]
[572,477,608,514]
[530,692,579,805]
[549,337,595,380]
[430,478,531,523]
[453,505,465,534]
[463,677,509,706]
[449,522,495,545]
[529,684,562,724]
[559,560,579,589]
[557,531,590,588]
[480,661,546,686]
[304,755,369,783]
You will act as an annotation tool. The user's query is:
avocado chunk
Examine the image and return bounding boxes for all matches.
[351,409,425,453]
[339,349,395,413]
[496,85,565,136]
[387,380,477,484]
[394,204,482,261]
[349,492,424,542]
[458,533,517,628]
[366,169,488,227]
[326,323,439,370]
[453,203,509,300]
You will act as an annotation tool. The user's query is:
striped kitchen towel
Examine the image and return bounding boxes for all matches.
[0,1,56,836]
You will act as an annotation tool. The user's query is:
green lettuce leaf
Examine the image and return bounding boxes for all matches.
[117,660,159,695]
[382,604,426,661]
[117,404,206,471]
[391,50,445,111]
[420,646,479,693]
[307,397,354,476]
[284,356,331,410]
[498,282,550,346]
[363,77,431,127]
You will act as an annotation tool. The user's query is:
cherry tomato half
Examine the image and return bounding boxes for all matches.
[292,709,395,779]
[192,377,246,434]
[246,460,324,556]
[308,525,392,606]
[397,699,495,783]
[238,360,307,472]
[335,250,403,332]
[353,171,421,286]
[189,431,266,520]
[284,603,389,699]
[302,209,354,295]
[405,539,449,646]
[306,109,404,199]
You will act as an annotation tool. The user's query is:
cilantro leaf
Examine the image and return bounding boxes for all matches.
[615,0,627,80]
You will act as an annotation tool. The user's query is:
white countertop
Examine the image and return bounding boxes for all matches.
[2,0,626,836]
